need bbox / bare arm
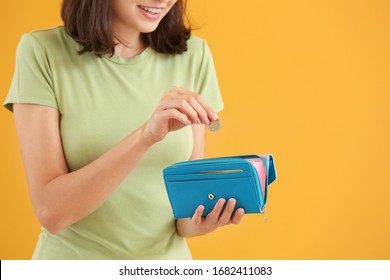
[189,124,206,161]
[14,87,218,234]
[14,104,154,234]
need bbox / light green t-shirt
[4,26,223,259]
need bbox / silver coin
[208,119,221,132]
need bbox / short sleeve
[3,33,58,112]
[196,40,224,113]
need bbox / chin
[137,23,161,34]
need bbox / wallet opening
[199,169,244,174]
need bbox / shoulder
[165,35,213,64]
[187,35,206,49]
[17,26,78,58]
[25,26,71,46]
[153,35,210,65]
[185,35,209,57]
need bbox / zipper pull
[261,206,267,223]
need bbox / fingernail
[238,209,245,216]
[209,111,218,121]
[218,199,225,206]
[229,198,236,205]
[204,117,211,125]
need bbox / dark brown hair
[61,0,191,57]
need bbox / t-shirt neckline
[103,47,154,65]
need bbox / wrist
[176,218,206,238]
[139,123,164,146]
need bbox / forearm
[35,124,153,234]
[175,125,206,238]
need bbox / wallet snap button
[208,194,215,200]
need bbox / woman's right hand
[142,86,219,144]
[12,86,218,234]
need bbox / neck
[114,39,146,60]
[112,23,146,60]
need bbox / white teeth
[140,6,163,14]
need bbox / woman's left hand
[176,198,245,237]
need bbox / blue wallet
[163,154,277,219]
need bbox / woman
[4,0,244,259]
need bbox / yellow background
[1,0,389,259]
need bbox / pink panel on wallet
[245,157,267,197]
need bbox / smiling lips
[139,5,163,14]
[138,5,164,20]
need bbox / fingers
[187,98,209,125]
[171,98,204,124]
[218,198,237,226]
[191,205,204,225]
[231,208,245,224]
[205,198,226,225]
[204,198,245,227]
[169,86,219,124]
[189,199,244,237]
[146,86,218,143]
[159,108,191,126]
